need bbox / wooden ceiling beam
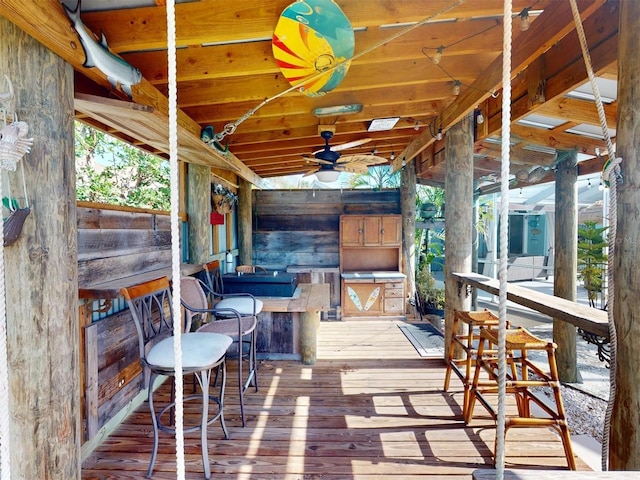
[172,54,490,108]
[123,18,505,85]
[0,0,263,185]
[81,0,541,53]
[183,87,451,125]
[395,0,607,168]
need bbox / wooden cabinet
[339,214,405,316]
[341,277,406,316]
[340,215,364,246]
[341,215,401,247]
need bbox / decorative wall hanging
[0,76,33,247]
[63,0,142,98]
[272,0,354,97]
[211,183,237,215]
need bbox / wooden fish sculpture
[63,0,142,98]
[0,121,33,171]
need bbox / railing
[451,272,610,364]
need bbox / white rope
[495,1,513,478]
[0,84,12,480]
[0,162,11,480]
[166,0,186,478]
[568,0,620,471]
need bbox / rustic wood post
[1,18,80,478]
[237,177,253,266]
[401,158,417,303]
[444,114,474,357]
[187,163,211,264]
[553,150,579,383]
[610,0,640,469]
[299,311,320,365]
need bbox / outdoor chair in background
[121,276,232,479]
[236,264,269,274]
[197,261,264,426]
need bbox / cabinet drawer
[385,282,404,289]
[384,288,404,298]
[384,297,405,313]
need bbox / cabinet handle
[381,229,385,234]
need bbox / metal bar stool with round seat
[121,276,233,479]
[198,261,264,426]
[443,309,501,418]
[465,326,576,470]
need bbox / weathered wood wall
[78,202,171,287]
[78,202,172,441]
[252,189,401,268]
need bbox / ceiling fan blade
[338,154,388,165]
[303,167,321,177]
[330,137,372,152]
[303,156,334,165]
[336,163,369,173]
[312,137,372,154]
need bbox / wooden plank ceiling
[0,0,619,188]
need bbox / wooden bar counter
[256,283,330,365]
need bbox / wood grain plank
[82,319,593,478]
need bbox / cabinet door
[381,216,402,246]
[363,216,382,246]
[342,281,382,314]
[341,216,363,246]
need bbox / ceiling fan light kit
[315,169,341,183]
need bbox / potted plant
[415,262,445,317]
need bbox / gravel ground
[524,323,611,444]
[559,384,608,443]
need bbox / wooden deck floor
[81,319,591,479]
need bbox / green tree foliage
[577,220,608,308]
[75,122,170,210]
[347,165,401,189]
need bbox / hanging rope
[213,0,468,143]
[166,0,186,478]
[495,1,513,478]
[568,0,621,471]
[0,154,11,480]
[0,77,14,480]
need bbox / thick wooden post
[401,159,417,301]
[237,177,253,266]
[553,151,578,383]
[1,18,80,478]
[610,0,640,469]
[187,163,211,264]
[299,311,320,365]
[444,114,474,356]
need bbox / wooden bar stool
[466,326,576,470]
[443,309,500,417]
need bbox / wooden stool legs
[443,309,500,417]
[466,327,576,470]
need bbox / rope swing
[494,1,514,478]
[165,0,187,478]
[567,0,621,471]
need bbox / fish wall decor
[63,1,142,98]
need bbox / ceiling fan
[304,131,388,182]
